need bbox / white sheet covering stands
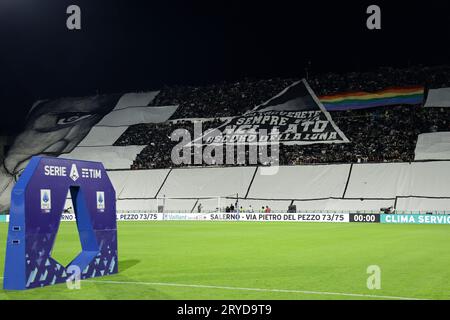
[109,169,170,199]
[424,88,450,108]
[61,146,146,170]
[105,170,130,197]
[117,199,198,212]
[248,164,351,200]
[77,126,129,147]
[158,167,256,198]
[116,199,158,212]
[396,197,450,213]
[414,132,450,161]
[344,163,411,199]
[293,199,394,212]
[113,92,160,111]
[194,198,291,212]
[346,162,450,198]
[107,161,450,213]
[408,161,450,197]
[162,199,198,212]
[96,106,179,127]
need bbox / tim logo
[40,189,52,212]
[96,191,105,211]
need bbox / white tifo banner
[414,132,450,161]
[424,88,450,108]
[59,212,349,223]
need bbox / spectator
[112,65,450,170]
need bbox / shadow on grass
[119,259,141,272]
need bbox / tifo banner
[320,86,424,111]
[414,132,450,161]
[381,214,450,224]
[424,87,450,108]
[0,92,177,213]
[4,95,122,178]
[197,80,348,145]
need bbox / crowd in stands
[281,105,450,164]
[113,66,450,169]
[309,65,450,96]
[150,78,294,119]
[116,119,226,169]
[151,65,450,119]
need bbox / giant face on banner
[3,156,118,290]
[0,95,121,214]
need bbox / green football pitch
[0,221,450,300]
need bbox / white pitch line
[86,279,425,300]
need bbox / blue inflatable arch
[3,156,118,290]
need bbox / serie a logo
[40,189,52,212]
[97,191,105,211]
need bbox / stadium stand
[111,65,450,170]
[408,161,450,197]
[116,199,158,212]
[292,199,395,213]
[107,161,450,214]
[42,65,450,216]
[2,65,450,214]
[60,92,179,169]
[157,167,256,199]
[78,127,131,147]
[113,104,450,168]
[150,66,450,119]
[115,92,161,110]
[415,132,450,160]
[108,169,171,199]
[150,78,295,120]
[396,197,450,214]
[97,105,178,127]
[63,146,146,170]
[344,163,410,199]
[247,164,351,200]
[116,199,199,213]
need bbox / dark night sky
[1,0,450,134]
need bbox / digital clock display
[349,213,381,223]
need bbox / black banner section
[349,213,381,223]
[197,80,349,146]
